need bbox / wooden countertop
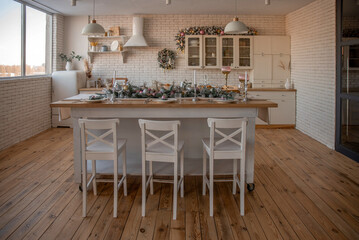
[51,98,277,109]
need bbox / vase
[285,78,291,89]
[65,61,72,71]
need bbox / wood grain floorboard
[0,128,358,240]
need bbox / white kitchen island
[51,98,277,190]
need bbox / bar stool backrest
[139,119,180,154]
[207,118,247,153]
[79,119,119,153]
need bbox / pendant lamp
[224,0,248,34]
[82,0,105,35]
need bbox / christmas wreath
[158,48,176,70]
[175,26,258,52]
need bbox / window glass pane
[0,0,21,77]
[341,45,359,94]
[342,0,359,41]
[341,98,359,153]
[26,6,48,76]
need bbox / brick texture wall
[0,77,52,151]
[52,14,64,72]
[286,0,336,149]
[88,15,286,86]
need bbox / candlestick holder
[192,84,198,102]
[243,83,248,102]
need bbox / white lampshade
[224,17,248,34]
[82,19,105,35]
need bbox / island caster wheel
[247,183,255,192]
[79,185,83,192]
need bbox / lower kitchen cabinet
[247,90,296,126]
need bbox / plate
[152,99,177,103]
[212,99,237,104]
[111,40,119,51]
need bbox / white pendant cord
[92,0,95,20]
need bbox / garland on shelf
[175,26,258,52]
[158,48,176,70]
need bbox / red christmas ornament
[180,32,185,36]
[200,30,205,35]
[220,30,225,35]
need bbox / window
[0,0,52,78]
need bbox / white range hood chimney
[124,17,148,47]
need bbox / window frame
[0,0,53,79]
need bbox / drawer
[254,79,272,84]
[252,83,272,89]
[248,91,295,100]
[271,83,285,88]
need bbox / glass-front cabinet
[203,36,220,68]
[185,35,253,69]
[185,36,203,68]
[221,36,253,69]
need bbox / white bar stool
[202,118,247,216]
[79,119,127,218]
[139,119,184,220]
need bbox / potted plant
[59,51,82,71]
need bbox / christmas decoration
[157,48,176,70]
[175,26,257,52]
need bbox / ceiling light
[166,0,171,5]
[81,0,105,36]
[224,0,248,34]
[265,0,270,5]
[71,0,76,6]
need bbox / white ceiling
[27,0,316,16]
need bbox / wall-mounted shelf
[87,50,128,64]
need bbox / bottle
[285,78,291,89]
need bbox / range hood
[124,17,148,47]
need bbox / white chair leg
[142,159,146,217]
[233,159,237,195]
[149,161,154,195]
[202,147,207,196]
[240,158,245,216]
[82,159,87,217]
[209,156,214,217]
[92,160,97,195]
[180,148,184,198]
[113,156,118,218]
[173,159,178,220]
[122,147,127,196]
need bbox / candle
[245,71,248,86]
[193,70,196,85]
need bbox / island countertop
[50,98,278,109]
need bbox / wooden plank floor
[0,128,358,240]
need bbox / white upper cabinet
[254,36,272,55]
[221,36,253,69]
[271,36,291,55]
[203,36,220,69]
[185,35,203,69]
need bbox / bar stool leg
[122,147,127,196]
[92,160,97,195]
[149,161,154,195]
[173,158,178,220]
[142,159,146,217]
[209,156,214,217]
[233,159,237,195]
[180,148,184,198]
[114,156,118,218]
[82,159,87,217]
[202,147,207,196]
[240,158,245,216]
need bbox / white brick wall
[0,77,52,151]
[52,14,65,72]
[87,14,286,86]
[286,0,336,149]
